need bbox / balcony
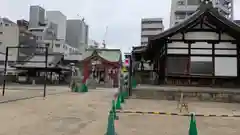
[141,30,162,36]
[141,23,164,29]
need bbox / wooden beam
[169,39,235,43]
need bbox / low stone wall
[132,89,240,103]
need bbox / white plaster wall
[221,33,234,40]
[191,57,212,62]
[168,42,188,48]
[215,57,237,76]
[215,50,236,55]
[167,49,188,54]
[185,32,218,40]
[191,42,212,48]
[170,33,183,39]
[191,49,212,54]
[215,43,236,49]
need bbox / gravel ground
[0,86,70,103]
[1,88,240,135]
[0,90,115,135]
[116,99,240,135]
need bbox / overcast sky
[1,0,240,53]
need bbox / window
[175,13,186,20]
[36,36,42,40]
[178,0,185,5]
[55,44,60,47]
[167,57,189,74]
[187,12,194,16]
[0,42,2,45]
[190,57,213,75]
[45,43,50,48]
[5,24,9,27]
[187,0,201,5]
[0,32,3,34]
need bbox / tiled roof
[14,54,63,68]
[83,48,121,62]
[149,1,240,42]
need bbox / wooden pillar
[58,72,61,84]
[188,42,191,85]
[164,42,168,84]
[50,72,53,84]
[82,61,89,83]
[212,43,215,86]
[237,43,240,85]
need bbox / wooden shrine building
[143,0,240,87]
[79,48,122,87]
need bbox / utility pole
[128,54,133,96]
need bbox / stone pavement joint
[116,110,240,117]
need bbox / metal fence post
[2,47,8,96]
[43,47,48,97]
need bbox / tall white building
[141,18,164,46]
[46,11,67,40]
[170,0,233,27]
[66,19,88,53]
[0,18,19,61]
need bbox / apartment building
[17,19,37,60]
[170,0,233,27]
[0,18,19,61]
[28,21,58,53]
[53,41,79,56]
[46,11,67,40]
[141,18,164,46]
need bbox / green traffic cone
[115,95,122,110]
[123,90,128,98]
[84,84,88,92]
[81,83,88,92]
[189,113,198,135]
[111,100,118,120]
[105,111,117,135]
[120,92,125,103]
[132,78,137,88]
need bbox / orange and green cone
[189,113,198,135]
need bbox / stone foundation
[132,87,240,103]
